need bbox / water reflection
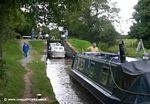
[46,59,87,104]
[46,59,100,104]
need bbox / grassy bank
[2,40,25,103]
[99,39,149,57]
[29,40,44,54]
[68,38,91,52]
[29,40,57,103]
[69,38,149,57]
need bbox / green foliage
[42,26,50,34]
[29,40,44,54]
[123,39,138,48]
[123,39,145,57]
[129,0,150,48]
[68,38,91,52]
[0,60,7,92]
[125,47,143,58]
[1,40,25,104]
[0,0,37,42]
[119,35,130,39]
[0,0,119,45]
[19,18,35,36]
[71,38,143,57]
[97,21,119,45]
[50,29,60,39]
[98,39,146,57]
[65,5,119,45]
[98,42,119,53]
[0,63,6,80]
[98,42,114,52]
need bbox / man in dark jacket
[23,42,30,57]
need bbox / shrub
[50,29,60,39]
[0,60,7,93]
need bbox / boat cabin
[70,52,150,104]
[47,39,65,58]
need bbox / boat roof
[121,60,150,75]
[78,52,150,75]
[47,39,61,43]
[50,43,61,46]
[79,52,126,64]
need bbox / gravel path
[20,39,35,104]
[20,39,52,104]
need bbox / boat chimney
[119,40,126,63]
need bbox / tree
[20,0,119,46]
[0,0,35,80]
[0,0,119,85]
[0,0,119,59]
[62,0,119,45]
[129,0,150,48]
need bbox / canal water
[46,59,101,104]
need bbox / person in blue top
[23,42,30,57]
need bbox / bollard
[37,94,42,99]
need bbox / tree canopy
[129,0,150,48]
[0,0,119,53]
[0,0,119,41]
[0,0,120,80]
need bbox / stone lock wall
[62,41,77,58]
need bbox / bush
[50,29,60,39]
[98,42,109,51]
[0,60,7,90]
[125,47,143,58]
[42,26,50,34]
[107,46,119,53]
[123,39,138,48]
[98,40,144,58]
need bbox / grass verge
[28,40,57,104]
[29,40,44,54]
[69,38,150,57]
[1,39,25,104]
[68,38,91,52]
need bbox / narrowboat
[69,42,150,104]
[47,39,65,58]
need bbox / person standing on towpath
[23,42,30,57]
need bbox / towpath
[20,39,35,104]
[20,39,52,104]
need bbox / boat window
[99,67,109,86]
[76,58,85,71]
[88,62,95,78]
[73,57,78,69]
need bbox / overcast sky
[112,0,139,35]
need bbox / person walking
[23,42,30,57]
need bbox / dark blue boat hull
[69,70,121,104]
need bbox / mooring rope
[108,58,150,96]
